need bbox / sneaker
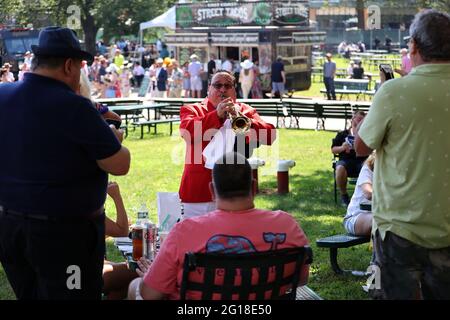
[341,194,350,207]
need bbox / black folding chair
[179,247,312,300]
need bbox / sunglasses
[212,83,234,90]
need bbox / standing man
[132,61,145,88]
[323,53,336,100]
[271,55,286,98]
[0,27,131,300]
[384,36,392,53]
[179,70,276,218]
[113,49,125,69]
[154,58,168,98]
[221,57,233,73]
[355,10,450,299]
[207,54,217,83]
[188,54,203,98]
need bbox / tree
[416,0,450,11]
[0,0,176,55]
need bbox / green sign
[176,1,309,29]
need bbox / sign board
[210,32,259,45]
[176,1,309,29]
[367,5,381,30]
[292,32,327,45]
[164,33,209,45]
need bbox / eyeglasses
[212,83,233,90]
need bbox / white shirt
[7,72,14,82]
[188,61,202,77]
[133,65,145,76]
[344,164,372,219]
[222,60,233,72]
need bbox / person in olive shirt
[355,10,450,299]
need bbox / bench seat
[132,118,180,139]
[316,234,370,276]
[296,286,323,300]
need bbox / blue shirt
[323,61,336,78]
[0,73,121,216]
[271,61,285,82]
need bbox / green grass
[0,124,372,300]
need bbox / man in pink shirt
[129,152,310,300]
[395,48,412,76]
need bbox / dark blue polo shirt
[0,73,122,216]
[271,61,284,83]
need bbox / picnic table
[95,97,144,106]
[109,103,170,125]
[367,57,401,70]
[366,49,388,54]
[321,78,371,101]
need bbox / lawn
[0,123,372,300]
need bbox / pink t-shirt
[402,55,412,74]
[143,208,309,300]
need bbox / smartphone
[379,64,395,81]
[105,118,122,130]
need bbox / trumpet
[221,94,251,134]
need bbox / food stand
[164,0,326,92]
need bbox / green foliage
[0,0,176,52]
[0,126,370,300]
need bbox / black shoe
[341,194,350,207]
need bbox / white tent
[139,6,176,48]
[139,6,176,31]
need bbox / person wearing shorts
[188,54,203,98]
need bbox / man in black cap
[0,27,131,300]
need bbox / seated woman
[351,61,365,79]
[343,152,375,236]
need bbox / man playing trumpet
[179,70,276,218]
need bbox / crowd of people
[1,8,450,301]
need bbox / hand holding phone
[379,64,394,81]
[105,118,122,130]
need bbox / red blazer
[179,98,276,203]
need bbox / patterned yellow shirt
[359,63,450,249]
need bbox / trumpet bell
[231,115,251,134]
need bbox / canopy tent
[139,6,176,47]
[139,6,176,31]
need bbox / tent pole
[139,29,143,62]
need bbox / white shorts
[343,214,360,235]
[182,202,216,219]
[135,281,143,300]
[190,76,202,91]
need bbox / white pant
[241,83,252,99]
[182,202,216,219]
